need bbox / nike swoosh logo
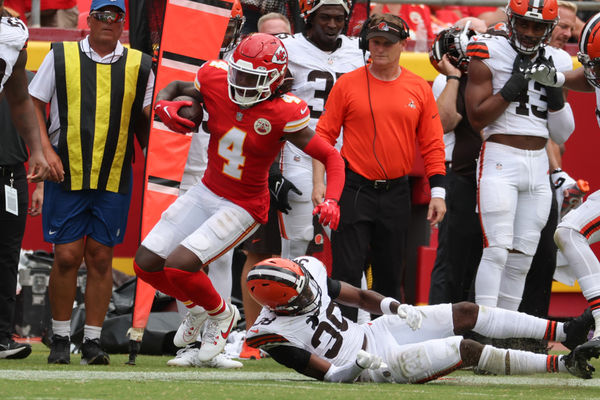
[220,314,237,340]
[301,106,308,114]
[252,239,261,244]
[274,181,281,194]
[49,230,57,235]
[250,329,259,333]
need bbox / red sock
[134,264,188,301]
[163,267,223,311]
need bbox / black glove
[269,171,302,214]
[500,53,531,102]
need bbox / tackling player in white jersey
[528,11,600,348]
[273,0,365,259]
[465,0,575,311]
[245,256,598,382]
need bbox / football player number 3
[218,127,246,179]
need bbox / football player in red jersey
[134,33,345,362]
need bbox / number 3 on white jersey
[218,127,246,179]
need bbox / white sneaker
[200,353,243,369]
[166,345,200,367]
[196,304,240,362]
[173,311,208,348]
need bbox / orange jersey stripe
[477,143,489,248]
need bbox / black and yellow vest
[52,41,151,193]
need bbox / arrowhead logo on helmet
[272,46,288,64]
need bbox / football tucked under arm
[172,95,204,130]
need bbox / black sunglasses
[90,10,125,24]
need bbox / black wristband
[545,86,565,111]
[446,75,460,81]
[500,73,528,102]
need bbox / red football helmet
[506,0,558,54]
[221,0,245,54]
[430,21,478,74]
[228,33,288,106]
[578,12,600,88]
[299,0,351,23]
[246,258,321,315]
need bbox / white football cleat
[173,311,208,348]
[196,304,240,362]
[167,346,200,367]
[201,353,243,369]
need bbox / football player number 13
[218,127,246,180]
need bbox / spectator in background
[370,3,435,43]
[552,0,578,48]
[29,0,154,365]
[237,11,293,361]
[315,13,446,322]
[0,2,50,360]
[257,11,291,34]
[27,0,80,28]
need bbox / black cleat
[80,338,110,365]
[47,335,70,364]
[562,308,594,351]
[0,339,32,360]
[562,337,600,379]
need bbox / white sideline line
[0,370,307,382]
[2,370,600,387]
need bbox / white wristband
[431,186,446,199]
[380,297,396,315]
[556,71,565,87]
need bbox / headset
[358,13,410,181]
[358,14,410,53]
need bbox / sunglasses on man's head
[90,10,125,23]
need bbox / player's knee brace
[480,246,509,269]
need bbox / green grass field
[2,343,600,400]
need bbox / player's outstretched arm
[288,127,344,230]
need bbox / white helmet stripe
[247,268,299,287]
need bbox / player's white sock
[473,305,566,341]
[52,319,71,338]
[83,325,102,341]
[555,227,600,337]
[497,252,533,311]
[578,275,600,338]
[477,345,565,375]
[475,247,508,307]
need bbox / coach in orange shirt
[313,13,446,321]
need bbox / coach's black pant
[429,169,482,304]
[331,169,410,321]
[0,164,28,341]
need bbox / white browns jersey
[0,16,28,94]
[246,256,367,367]
[469,35,572,140]
[278,34,365,169]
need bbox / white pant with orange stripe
[474,141,552,309]
[555,190,600,335]
[142,181,259,264]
